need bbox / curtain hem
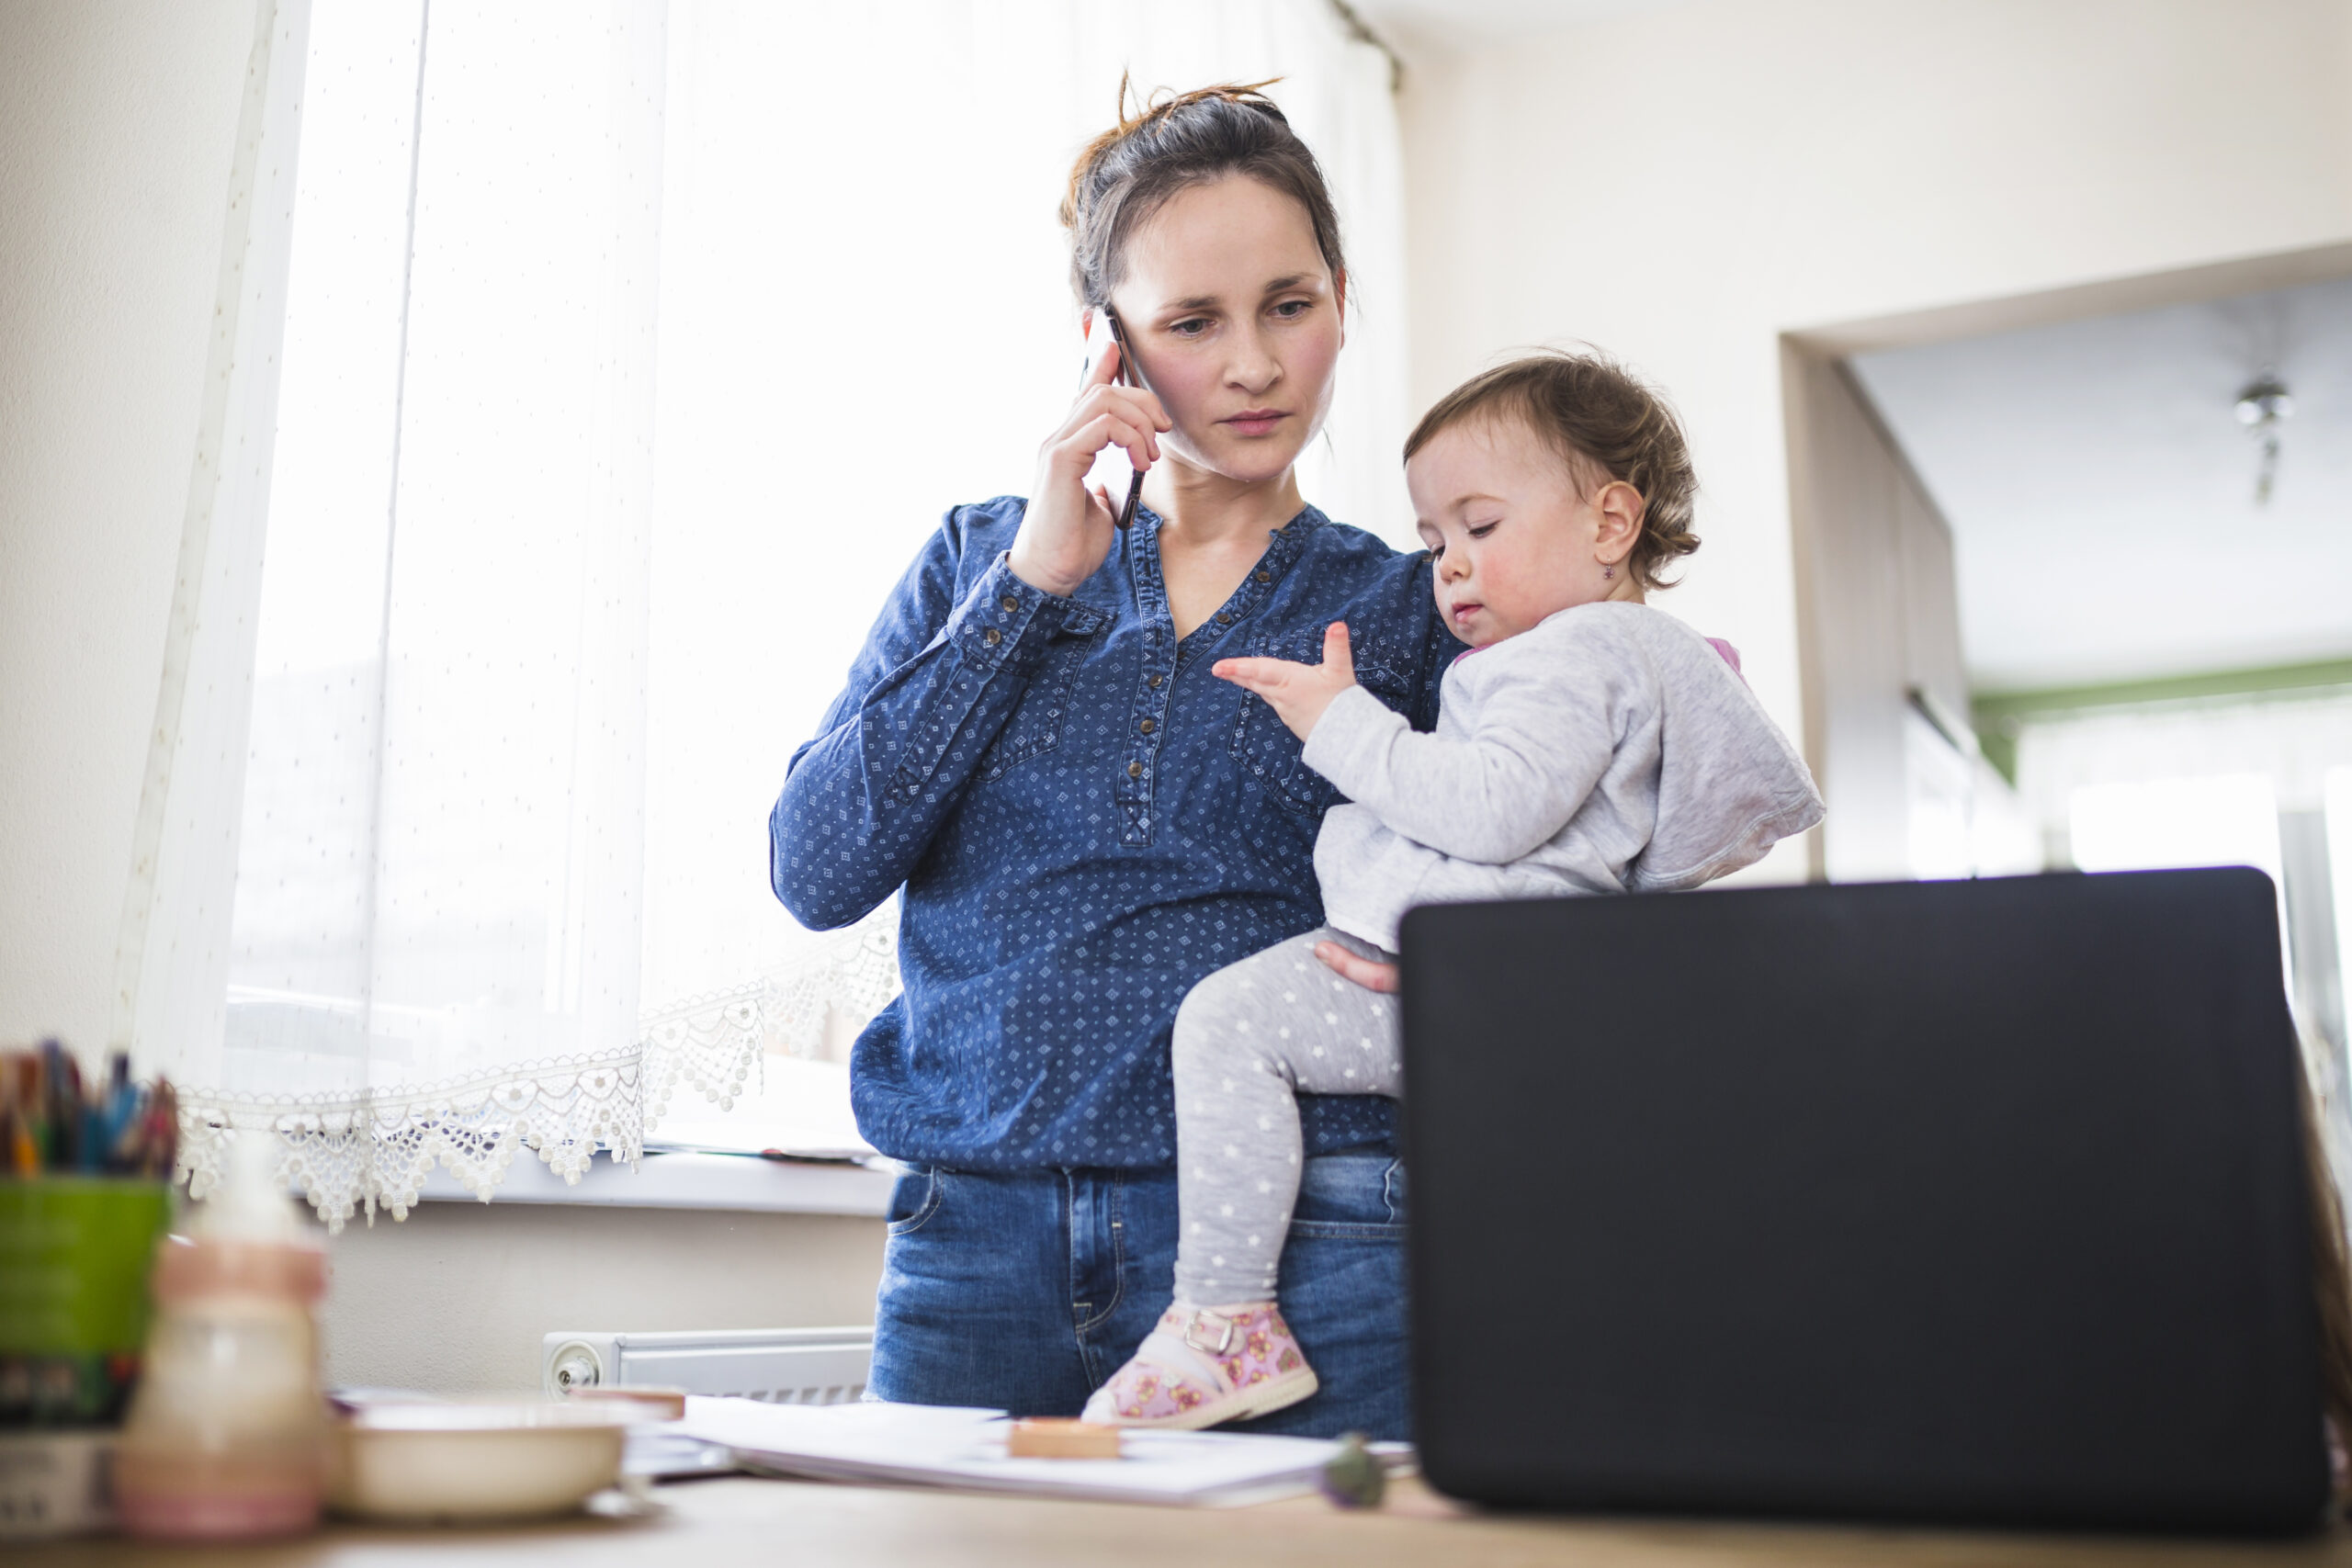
[176,908,898,1232]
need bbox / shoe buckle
[1182,1311,1234,1356]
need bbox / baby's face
[1407,415,1633,649]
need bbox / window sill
[413,1150,894,1217]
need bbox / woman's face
[1102,175,1344,491]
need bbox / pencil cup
[0,1177,175,1428]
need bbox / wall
[1396,0,2352,875]
[0,0,258,1049]
[320,1202,885,1393]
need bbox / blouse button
[1127,761,1143,778]
[1254,570,1272,583]
[984,628,1001,646]
[1216,612,1232,625]
[1000,595,1018,613]
[1148,674,1162,688]
[1138,718,1156,734]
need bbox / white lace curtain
[121,0,1410,1229]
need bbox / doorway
[1782,240,2352,1116]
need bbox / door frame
[1777,239,2352,881]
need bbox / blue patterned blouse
[770,496,1461,1170]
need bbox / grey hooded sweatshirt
[1301,601,1825,952]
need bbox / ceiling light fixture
[2233,372,2293,505]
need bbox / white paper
[642,1057,879,1160]
[676,1396,1348,1508]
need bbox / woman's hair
[1060,78,1347,310]
[1405,350,1702,592]
[2296,1041,2352,1475]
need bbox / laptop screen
[1399,869,2329,1533]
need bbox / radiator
[541,1326,873,1404]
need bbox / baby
[1083,351,1826,1429]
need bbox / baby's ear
[1594,479,1645,558]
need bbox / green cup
[0,1177,174,1427]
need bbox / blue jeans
[870,1154,1412,1441]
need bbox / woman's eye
[1169,318,1209,337]
[1272,299,1310,320]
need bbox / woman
[769,84,1456,1440]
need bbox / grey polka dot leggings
[1170,925,1403,1305]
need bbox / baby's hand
[1213,622,1355,742]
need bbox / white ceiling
[1351,0,1698,55]
[1848,276,2352,694]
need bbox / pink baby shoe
[1080,1303,1318,1429]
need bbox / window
[2067,772,2290,986]
[2014,691,2352,1066]
[123,0,1409,1227]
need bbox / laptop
[1397,869,2331,1534]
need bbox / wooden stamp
[1005,1418,1123,1460]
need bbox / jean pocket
[885,1164,944,1237]
[1285,1154,1408,1241]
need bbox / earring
[1602,565,1614,580]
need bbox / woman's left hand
[1213,621,1356,742]
[1315,940,1398,993]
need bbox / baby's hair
[1060,76,1347,310]
[1406,350,1701,592]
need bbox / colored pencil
[0,1043,176,1179]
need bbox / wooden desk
[20,1475,2352,1567]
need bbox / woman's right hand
[1008,336,1170,598]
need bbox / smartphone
[1081,309,1150,530]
